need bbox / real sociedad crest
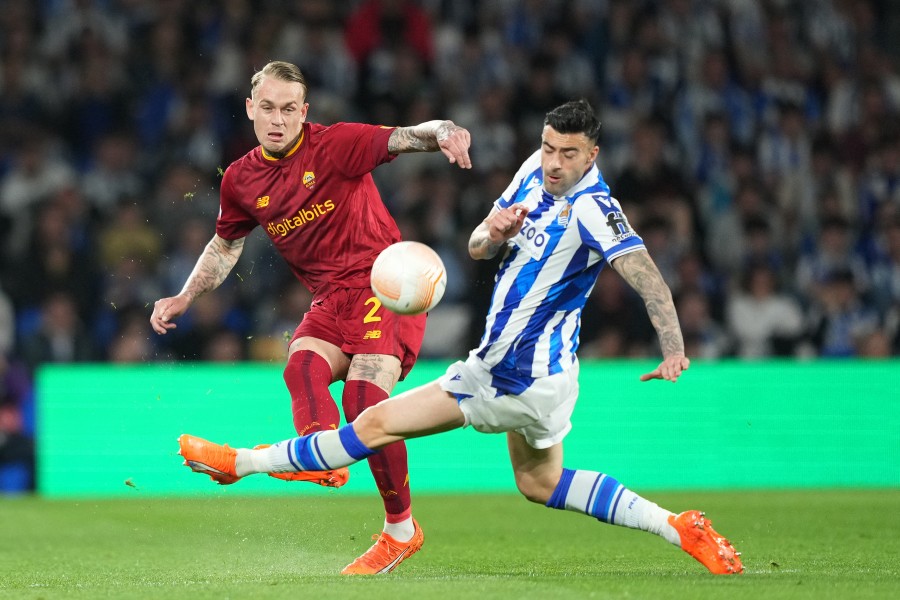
[557,203,570,226]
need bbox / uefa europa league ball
[371,241,447,315]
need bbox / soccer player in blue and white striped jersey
[180,99,743,575]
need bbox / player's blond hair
[250,61,308,100]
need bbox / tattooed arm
[150,234,244,334]
[388,120,472,168]
[610,249,691,382]
[178,234,244,300]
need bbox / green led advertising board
[36,360,899,497]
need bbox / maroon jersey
[217,122,401,295]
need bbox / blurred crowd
[1,0,900,491]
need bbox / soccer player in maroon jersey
[150,60,471,575]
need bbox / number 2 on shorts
[363,296,383,323]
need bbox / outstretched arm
[388,120,472,168]
[150,234,244,334]
[468,204,529,260]
[610,249,690,382]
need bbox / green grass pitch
[1,489,897,599]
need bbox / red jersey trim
[261,128,306,161]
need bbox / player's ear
[588,145,599,163]
[299,102,309,121]
[245,97,254,121]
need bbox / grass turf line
[1,489,898,599]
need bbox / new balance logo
[255,196,270,209]
[363,330,382,340]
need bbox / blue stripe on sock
[585,473,602,515]
[311,434,332,470]
[590,474,622,523]
[287,439,301,471]
[296,434,325,470]
[338,424,376,461]
[603,483,625,522]
[545,468,576,509]
[608,485,626,523]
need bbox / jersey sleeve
[575,193,645,262]
[320,122,398,178]
[215,165,258,240]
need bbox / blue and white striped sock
[546,468,680,545]
[236,425,376,476]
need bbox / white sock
[383,516,415,542]
[546,469,681,546]
[234,442,308,477]
[234,447,269,477]
[233,426,377,477]
[613,491,681,546]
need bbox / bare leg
[506,431,563,504]
[352,382,467,449]
[345,353,400,393]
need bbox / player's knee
[283,350,328,399]
[514,472,555,505]
[352,403,388,439]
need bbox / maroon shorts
[291,287,427,380]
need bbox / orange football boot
[253,444,349,488]
[341,519,425,575]
[669,510,744,574]
[177,434,240,485]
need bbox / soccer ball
[371,241,447,315]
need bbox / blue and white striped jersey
[472,149,645,394]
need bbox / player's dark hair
[544,99,601,143]
[251,61,308,100]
